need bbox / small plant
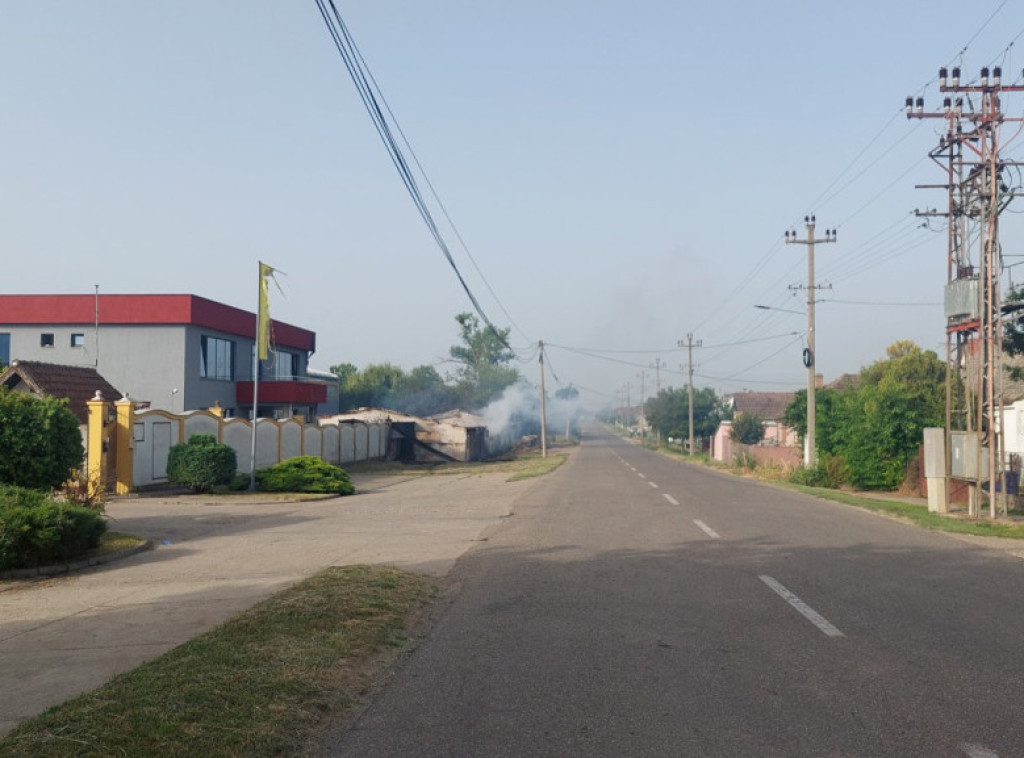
[0,486,108,570]
[61,469,106,510]
[733,449,758,470]
[788,454,848,489]
[166,434,237,494]
[255,457,355,495]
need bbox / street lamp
[754,304,805,316]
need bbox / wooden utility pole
[785,218,836,468]
[651,358,664,446]
[637,369,648,440]
[677,334,702,455]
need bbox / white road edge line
[694,520,721,539]
[962,744,999,758]
[759,575,845,638]
[663,494,679,506]
[648,481,658,488]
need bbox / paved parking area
[0,471,536,736]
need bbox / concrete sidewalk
[0,471,538,736]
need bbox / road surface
[321,426,1024,757]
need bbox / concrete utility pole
[651,358,664,445]
[785,217,836,468]
[538,340,547,459]
[677,334,702,455]
[907,66,1024,517]
[637,369,648,439]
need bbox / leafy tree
[784,341,944,489]
[555,385,580,401]
[644,386,723,444]
[0,389,83,490]
[731,413,766,445]
[393,365,455,416]
[448,313,519,409]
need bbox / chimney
[815,373,824,389]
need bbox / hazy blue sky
[3,2,1024,407]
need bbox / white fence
[131,409,388,489]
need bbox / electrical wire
[314,0,520,354]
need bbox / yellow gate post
[114,397,135,495]
[86,392,109,500]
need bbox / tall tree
[644,386,723,444]
[448,313,519,409]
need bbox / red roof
[0,294,315,352]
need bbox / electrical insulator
[952,67,961,87]
[916,97,924,114]
[810,214,816,223]
[939,67,948,88]
[994,66,1002,87]
[905,96,914,115]
[943,97,951,113]
[955,97,963,116]
[982,67,989,87]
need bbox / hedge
[0,486,107,571]
[255,457,355,495]
[167,434,237,493]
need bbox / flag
[258,262,274,361]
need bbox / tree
[644,386,723,443]
[731,413,765,445]
[0,390,83,490]
[784,341,944,489]
[448,313,519,409]
[555,384,580,401]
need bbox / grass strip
[0,565,437,758]
[780,483,1024,539]
[346,450,569,482]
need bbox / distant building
[0,294,326,419]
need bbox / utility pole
[907,66,1024,517]
[538,340,547,459]
[651,358,664,446]
[637,369,648,440]
[677,334,702,456]
[785,217,836,468]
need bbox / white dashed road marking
[693,520,721,539]
[663,494,679,506]
[648,481,658,488]
[759,575,845,638]
[962,745,999,758]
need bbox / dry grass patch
[0,565,437,758]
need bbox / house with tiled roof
[711,390,800,465]
[0,359,121,425]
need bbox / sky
[3,2,1024,409]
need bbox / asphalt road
[320,426,1024,757]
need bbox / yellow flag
[258,262,274,361]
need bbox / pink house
[712,391,801,465]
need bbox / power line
[314,0,519,354]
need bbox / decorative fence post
[86,392,109,500]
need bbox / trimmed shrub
[255,457,355,495]
[0,389,84,490]
[166,434,237,493]
[788,454,848,489]
[0,487,107,570]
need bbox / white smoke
[480,382,537,438]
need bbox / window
[71,333,85,348]
[40,333,54,347]
[268,350,299,380]
[199,336,235,380]
[0,333,8,366]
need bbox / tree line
[639,340,946,490]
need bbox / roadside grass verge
[0,565,437,758]
[780,483,1024,539]
[345,450,569,482]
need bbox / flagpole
[249,261,262,491]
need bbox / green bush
[255,457,354,495]
[0,487,107,570]
[0,389,84,490]
[166,434,237,493]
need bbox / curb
[0,540,154,582]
